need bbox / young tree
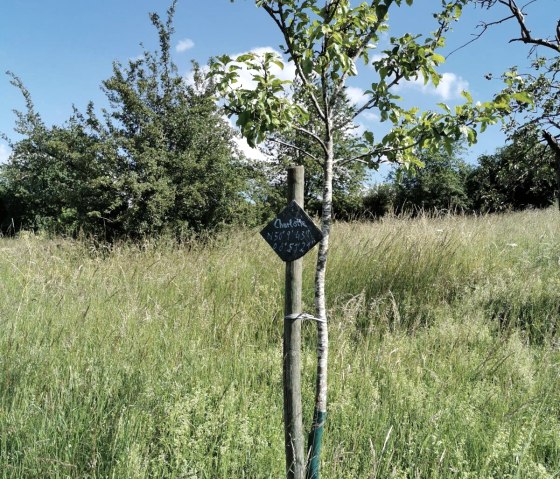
[212,1,515,477]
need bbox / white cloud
[233,137,269,162]
[0,143,11,164]
[398,72,469,101]
[176,38,195,53]
[369,53,388,64]
[432,73,469,101]
[346,86,366,106]
[362,111,379,123]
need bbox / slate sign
[261,200,323,262]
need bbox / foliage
[361,183,396,218]
[214,1,515,169]
[360,133,555,218]
[467,128,556,212]
[0,81,115,235]
[391,143,471,214]
[1,3,251,239]
[499,56,560,166]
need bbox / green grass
[1,209,559,478]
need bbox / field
[1,208,560,478]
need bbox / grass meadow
[1,208,560,478]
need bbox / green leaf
[461,90,473,104]
[235,53,254,62]
[431,53,445,65]
[512,91,533,104]
[437,103,451,113]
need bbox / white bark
[313,136,333,413]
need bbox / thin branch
[334,140,421,166]
[268,137,324,166]
[447,14,516,58]
[547,118,560,131]
[351,73,404,120]
[294,126,328,155]
[334,136,425,166]
[334,156,370,167]
[260,3,327,123]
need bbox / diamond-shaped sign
[260,200,323,262]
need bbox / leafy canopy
[213,0,520,171]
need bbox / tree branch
[294,126,328,155]
[331,0,395,108]
[449,14,517,57]
[268,137,324,166]
[543,129,560,157]
[503,0,560,51]
[260,3,327,123]
[461,0,560,55]
[334,136,425,166]
[351,73,404,120]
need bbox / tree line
[360,128,556,219]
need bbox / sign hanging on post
[260,200,323,262]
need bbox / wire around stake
[284,313,326,324]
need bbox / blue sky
[0,0,554,175]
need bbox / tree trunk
[306,137,333,479]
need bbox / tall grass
[1,209,559,478]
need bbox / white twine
[284,313,326,323]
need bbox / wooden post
[284,166,305,479]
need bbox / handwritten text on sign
[261,201,323,262]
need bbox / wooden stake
[284,166,305,479]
